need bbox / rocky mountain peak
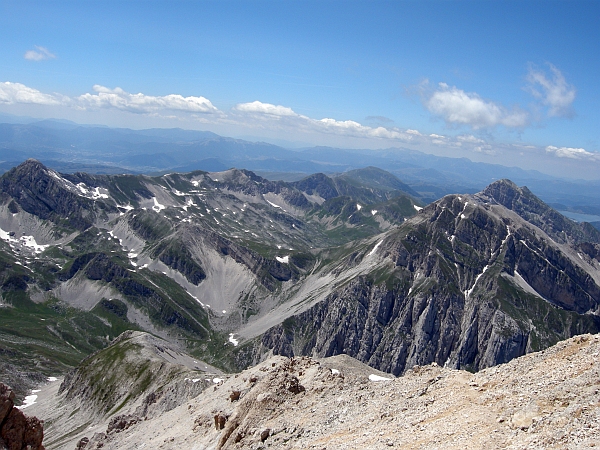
[480,178,531,207]
[2,159,55,187]
[0,159,101,231]
[15,158,47,172]
[479,178,600,245]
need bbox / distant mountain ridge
[1,120,600,212]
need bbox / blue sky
[1,0,599,179]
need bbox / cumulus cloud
[545,145,599,160]
[473,145,496,156]
[232,100,414,141]
[233,101,297,117]
[0,81,62,105]
[527,64,576,117]
[76,85,220,114]
[425,83,529,129]
[5,79,595,173]
[24,46,56,61]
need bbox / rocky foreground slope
[28,331,600,449]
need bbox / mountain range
[1,157,599,412]
[1,119,600,217]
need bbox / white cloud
[545,145,599,160]
[527,64,576,117]
[24,46,56,61]
[232,100,414,141]
[456,134,484,144]
[3,79,597,177]
[425,83,529,129]
[233,101,297,117]
[76,85,220,114]
[0,81,62,105]
[320,118,400,139]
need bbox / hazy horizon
[1,1,599,179]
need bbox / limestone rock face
[257,181,600,374]
[0,383,45,450]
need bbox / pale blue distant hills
[1,117,600,216]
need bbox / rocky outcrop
[256,186,600,374]
[202,229,298,287]
[127,210,172,241]
[60,252,212,338]
[0,383,45,450]
[151,238,206,285]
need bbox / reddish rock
[214,413,228,430]
[23,416,44,449]
[1,407,27,450]
[0,383,45,450]
[0,384,15,424]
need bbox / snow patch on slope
[228,334,239,346]
[368,240,383,257]
[464,265,489,298]
[369,374,392,382]
[0,226,49,254]
[152,197,165,212]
